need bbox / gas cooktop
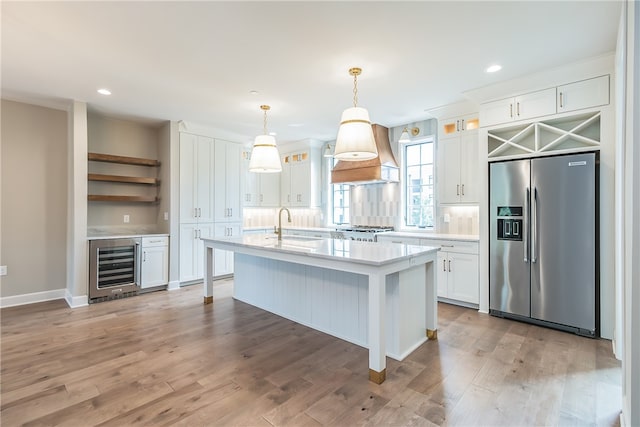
[339,225,394,233]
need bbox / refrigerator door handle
[532,187,538,263]
[524,187,529,262]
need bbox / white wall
[0,100,68,301]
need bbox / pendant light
[249,105,282,173]
[334,67,378,161]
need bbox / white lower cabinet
[425,239,479,306]
[378,235,479,307]
[140,236,169,288]
[213,223,241,276]
[179,223,213,283]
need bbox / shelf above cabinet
[88,152,161,167]
[88,174,159,185]
[88,195,159,203]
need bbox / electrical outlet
[0,266,7,276]
[164,212,169,221]
[443,214,451,223]
[123,214,130,223]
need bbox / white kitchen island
[201,234,439,384]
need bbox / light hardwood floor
[1,280,621,426]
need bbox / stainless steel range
[336,225,394,242]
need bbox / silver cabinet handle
[456,120,460,132]
[559,92,564,108]
[532,187,538,263]
[456,184,460,196]
[461,119,465,131]
[524,188,530,262]
[443,259,447,271]
[510,103,513,118]
[448,260,451,272]
[260,194,263,202]
[461,184,465,195]
[517,102,520,116]
[143,251,146,262]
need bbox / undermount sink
[265,235,322,242]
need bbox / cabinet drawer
[142,236,168,247]
[420,239,478,254]
[377,236,421,245]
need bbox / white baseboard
[168,280,181,291]
[65,290,88,308]
[0,289,66,308]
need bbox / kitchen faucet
[275,207,292,241]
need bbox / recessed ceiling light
[97,88,112,95]
[486,64,502,73]
[288,123,304,127]
[269,132,277,136]
[249,90,259,95]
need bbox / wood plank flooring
[1,280,621,426]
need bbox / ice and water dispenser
[496,206,523,241]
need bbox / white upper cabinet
[179,133,214,224]
[241,150,280,207]
[557,75,610,114]
[281,149,320,208]
[481,75,610,128]
[481,88,557,127]
[438,114,479,204]
[214,140,242,222]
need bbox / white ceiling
[1,1,622,144]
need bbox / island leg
[425,258,438,339]
[368,273,386,384]
[203,245,213,304]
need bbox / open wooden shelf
[88,152,161,167]
[88,195,159,203]
[88,173,159,185]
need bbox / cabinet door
[196,136,214,223]
[459,129,479,203]
[437,136,462,204]
[557,75,609,113]
[514,87,556,122]
[179,133,198,223]
[259,173,281,206]
[480,97,514,127]
[214,142,228,221]
[179,223,198,282]
[436,251,449,298]
[280,155,292,206]
[141,245,168,288]
[242,153,259,207]
[291,159,310,206]
[225,142,242,221]
[447,252,479,304]
[213,223,237,276]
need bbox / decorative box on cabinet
[438,113,479,204]
[241,150,280,207]
[140,236,169,288]
[214,140,242,222]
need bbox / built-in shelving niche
[487,112,601,160]
[88,152,161,203]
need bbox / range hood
[331,124,399,184]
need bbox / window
[404,139,435,228]
[332,157,350,224]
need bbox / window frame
[401,136,436,230]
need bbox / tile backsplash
[243,207,324,228]
[350,183,400,227]
[438,205,479,235]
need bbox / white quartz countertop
[203,234,439,267]
[87,233,169,240]
[378,231,479,242]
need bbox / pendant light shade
[249,105,282,173]
[398,127,411,143]
[333,68,378,161]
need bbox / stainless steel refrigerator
[489,152,598,337]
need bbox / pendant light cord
[263,108,268,135]
[353,73,358,108]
